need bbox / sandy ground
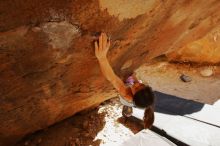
[136,61,220,104]
[16,98,143,146]
[16,62,220,146]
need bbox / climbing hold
[180,74,192,82]
[122,106,133,117]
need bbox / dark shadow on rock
[154,91,204,115]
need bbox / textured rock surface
[0,0,220,145]
[167,26,220,64]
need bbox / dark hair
[133,86,155,129]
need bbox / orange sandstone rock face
[99,0,158,21]
[167,26,220,64]
[0,0,220,145]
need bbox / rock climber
[94,33,155,129]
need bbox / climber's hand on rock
[95,33,110,60]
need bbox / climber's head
[131,83,155,129]
[131,84,154,108]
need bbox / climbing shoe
[122,106,133,117]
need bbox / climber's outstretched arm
[95,33,132,101]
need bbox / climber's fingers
[99,33,103,51]
[95,41,98,52]
[102,33,107,50]
[107,37,110,50]
[95,32,110,57]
